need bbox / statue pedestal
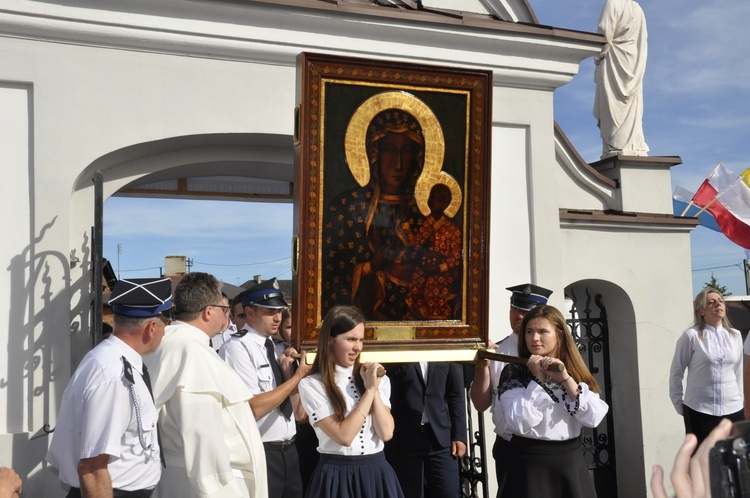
[591,155,682,214]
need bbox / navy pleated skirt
[500,435,597,498]
[305,452,405,498]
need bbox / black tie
[265,338,292,419]
[142,365,166,468]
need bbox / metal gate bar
[567,289,617,497]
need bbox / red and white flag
[692,162,750,249]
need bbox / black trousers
[67,488,153,498]
[296,421,320,495]
[683,404,744,445]
[264,441,304,498]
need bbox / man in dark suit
[385,362,467,498]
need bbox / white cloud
[649,1,750,95]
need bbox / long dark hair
[518,305,600,393]
[311,305,366,421]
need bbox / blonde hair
[693,288,735,337]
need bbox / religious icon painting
[293,53,492,360]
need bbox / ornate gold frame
[293,53,492,359]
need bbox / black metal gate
[567,289,617,497]
[460,366,489,498]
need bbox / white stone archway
[67,133,295,365]
[565,279,644,498]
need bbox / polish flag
[692,162,750,249]
[673,185,720,232]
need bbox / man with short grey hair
[146,272,268,498]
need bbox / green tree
[704,273,731,296]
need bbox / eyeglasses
[200,304,231,315]
[158,308,174,325]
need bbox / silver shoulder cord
[122,356,156,457]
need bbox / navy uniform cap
[108,277,174,318]
[241,277,289,309]
[506,283,553,311]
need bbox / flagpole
[680,201,694,217]
[686,163,728,218]
[693,198,718,217]
[694,175,745,217]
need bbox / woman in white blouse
[669,288,744,444]
[498,305,608,498]
[298,305,404,498]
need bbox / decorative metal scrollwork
[567,288,617,496]
[459,369,489,498]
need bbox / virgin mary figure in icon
[322,107,426,321]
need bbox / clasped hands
[360,362,385,389]
[527,355,568,383]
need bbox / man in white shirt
[469,283,552,495]
[47,277,173,498]
[220,278,310,498]
[145,272,268,498]
[210,293,234,351]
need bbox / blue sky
[536,0,750,296]
[105,0,750,294]
[105,198,294,286]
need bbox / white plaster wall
[560,226,694,498]
[488,124,532,338]
[0,34,302,496]
[423,0,487,12]
[0,81,72,496]
[555,145,618,212]
[617,166,674,214]
[0,84,31,435]
[489,85,562,299]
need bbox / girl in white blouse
[669,288,744,444]
[298,305,404,498]
[497,305,608,498]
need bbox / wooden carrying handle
[477,350,565,372]
[291,353,384,376]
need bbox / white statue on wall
[593,0,649,159]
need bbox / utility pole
[744,259,750,295]
[186,257,193,272]
[117,243,122,279]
